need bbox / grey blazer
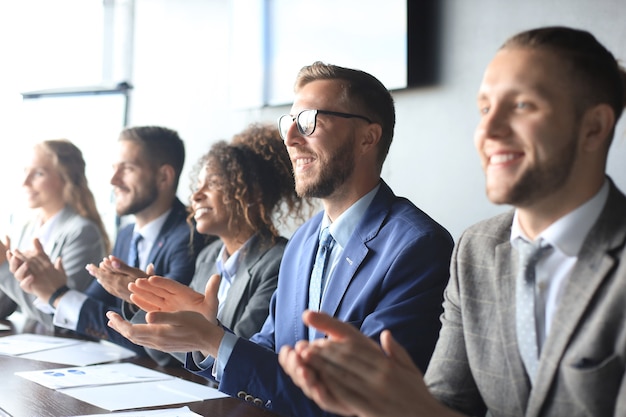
[190,234,286,338]
[135,233,286,365]
[425,179,626,417]
[0,206,105,327]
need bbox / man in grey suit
[278,26,626,417]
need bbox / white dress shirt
[51,209,171,330]
[510,180,609,350]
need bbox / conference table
[0,314,281,417]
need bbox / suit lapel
[189,243,220,293]
[146,198,185,265]
[527,183,626,417]
[314,183,390,339]
[219,237,264,326]
[219,267,250,325]
[494,225,532,414]
[296,231,318,340]
[527,245,618,416]
[46,206,74,258]
[315,238,367,339]
[148,234,166,265]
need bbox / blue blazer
[191,181,454,417]
[76,198,207,354]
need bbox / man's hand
[279,311,462,417]
[9,239,68,303]
[86,255,150,303]
[130,273,221,322]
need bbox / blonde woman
[0,139,109,328]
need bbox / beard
[116,180,159,216]
[295,136,356,199]
[490,136,578,207]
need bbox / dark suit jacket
[425,179,626,417]
[76,198,206,354]
[190,180,454,417]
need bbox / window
[0,0,130,236]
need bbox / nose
[192,187,206,203]
[22,173,32,187]
[478,105,511,140]
[284,121,305,147]
[110,166,122,186]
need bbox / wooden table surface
[0,316,281,417]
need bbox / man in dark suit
[15,126,205,354]
[278,27,626,417]
[108,62,454,416]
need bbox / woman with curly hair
[183,122,309,339]
[0,139,109,327]
[113,122,311,365]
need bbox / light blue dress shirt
[510,180,608,350]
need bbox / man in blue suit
[108,63,454,416]
[18,126,206,354]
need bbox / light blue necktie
[515,238,550,383]
[128,232,143,268]
[308,227,335,340]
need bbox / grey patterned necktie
[515,238,551,383]
[308,227,335,340]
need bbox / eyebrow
[477,81,555,102]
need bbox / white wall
[129,0,626,240]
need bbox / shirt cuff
[193,331,239,381]
[33,297,55,315]
[53,289,88,330]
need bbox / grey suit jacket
[425,180,626,417]
[190,234,286,338]
[0,206,105,327]
[135,233,286,365]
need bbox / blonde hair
[36,139,111,252]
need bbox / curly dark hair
[189,123,311,241]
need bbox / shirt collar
[133,208,172,246]
[511,179,609,256]
[216,234,256,284]
[322,183,380,248]
[36,206,66,247]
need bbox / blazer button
[237,391,247,399]
[253,398,263,406]
[244,395,254,402]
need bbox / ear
[580,103,615,153]
[157,164,176,190]
[359,123,383,156]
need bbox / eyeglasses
[278,109,373,140]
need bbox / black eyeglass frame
[278,109,373,140]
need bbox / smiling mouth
[489,153,521,165]
[293,156,317,173]
[113,187,130,195]
[194,207,210,220]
